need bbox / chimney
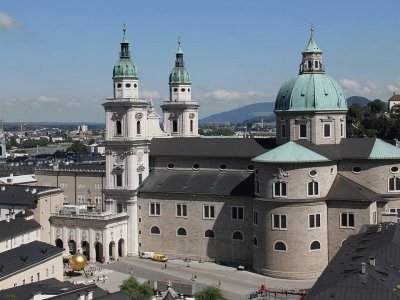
[31,188,37,194]
[1,186,5,191]
[361,262,366,275]
[85,291,93,300]
[369,256,376,267]
[25,187,30,192]
[78,294,85,300]
[5,214,10,222]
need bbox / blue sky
[1,0,400,122]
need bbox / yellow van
[152,253,168,262]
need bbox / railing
[50,211,128,220]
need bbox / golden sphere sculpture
[69,253,88,271]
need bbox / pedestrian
[164,263,167,269]
[218,280,221,287]
[130,267,133,275]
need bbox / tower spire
[175,37,184,67]
[299,27,324,74]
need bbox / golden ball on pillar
[69,253,88,271]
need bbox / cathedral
[46,28,400,280]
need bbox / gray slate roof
[0,185,59,206]
[149,137,276,158]
[0,241,63,279]
[139,170,254,196]
[327,175,380,202]
[306,223,400,300]
[0,215,41,241]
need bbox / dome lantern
[299,26,325,75]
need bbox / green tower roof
[113,28,138,79]
[368,138,400,159]
[252,141,330,163]
[169,39,191,84]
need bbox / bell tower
[102,27,150,258]
[161,39,199,137]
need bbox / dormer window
[307,61,312,69]
[299,124,307,138]
[172,120,178,133]
[116,121,122,135]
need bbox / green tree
[199,127,235,136]
[368,99,386,114]
[21,139,37,148]
[194,286,227,300]
[6,294,17,300]
[120,276,153,300]
[347,103,362,124]
[67,140,89,154]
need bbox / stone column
[62,226,68,253]
[75,227,81,253]
[89,229,96,263]
[126,196,138,256]
[103,228,110,263]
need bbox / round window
[126,83,131,88]
[181,88,186,92]
[309,170,318,177]
[247,165,255,171]
[219,164,227,170]
[134,83,137,88]
[167,163,175,169]
[192,163,200,170]
[391,166,399,174]
[173,88,178,92]
[188,88,191,92]
[117,83,122,88]
[352,166,362,174]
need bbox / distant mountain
[347,96,370,107]
[200,102,275,124]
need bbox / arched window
[150,226,160,235]
[177,228,187,236]
[273,181,287,197]
[253,236,258,246]
[190,120,193,132]
[0,146,2,156]
[310,241,321,251]
[137,121,141,135]
[308,181,319,196]
[274,241,287,252]
[172,120,178,133]
[204,229,215,238]
[116,121,122,135]
[389,176,400,191]
[232,231,244,241]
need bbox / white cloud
[339,78,378,95]
[387,84,399,93]
[140,90,161,99]
[202,89,268,101]
[0,12,22,29]
[66,101,81,108]
[37,96,58,103]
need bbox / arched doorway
[68,240,77,255]
[55,238,63,249]
[81,241,90,260]
[95,242,103,262]
[109,241,115,260]
[118,239,125,257]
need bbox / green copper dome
[275,74,347,112]
[275,29,347,112]
[169,40,191,84]
[113,29,138,79]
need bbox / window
[253,210,258,225]
[150,226,160,235]
[46,268,49,277]
[273,181,287,197]
[204,229,215,238]
[389,176,400,192]
[309,214,321,228]
[31,275,33,283]
[181,88,185,92]
[167,163,175,169]
[310,241,321,251]
[177,227,187,236]
[314,61,319,68]
[95,196,102,205]
[137,121,141,135]
[176,204,187,217]
[134,83,137,88]
[116,174,122,187]
[308,181,319,196]
[307,60,312,69]
[173,88,178,92]
[309,170,318,177]
[77,195,85,204]
[219,164,227,170]
[149,203,161,216]
[138,173,143,185]
[117,83,122,88]
[253,236,258,246]
[341,212,355,228]
[37,272,40,281]
[352,166,361,174]
[116,121,122,135]
[281,124,286,138]
[126,83,131,88]
[192,163,200,170]
[190,120,193,132]
[391,166,399,174]
[231,206,244,220]
[323,123,331,138]
[341,123,344,137]
[22,279,25,285]
[256,180,260,195]
[60,182,68,188]
[203,205,215,219]
[274,241,287,252]
[94,183,102,190]
[299,124,307,138]
[172,120,178,132]
[272,214,287,230]
[232,231,244,240]
[6,240,8,249]
[247,165,255,171]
